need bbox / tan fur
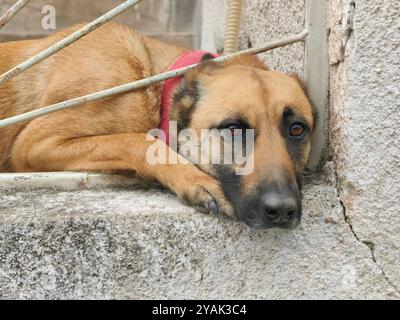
[173,57,314,196]
[0,23,314,217]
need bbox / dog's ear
[222,54,269,70]
[185,59,220,83]
[171,78,200,131]
[170,54,220,130]
[200,53,216,62]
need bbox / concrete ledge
[0,172,143,191]
[0,170,398,299]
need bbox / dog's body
[0,23,315,229]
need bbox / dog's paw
[170,169,235,218]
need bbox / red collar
[160,50,219,145]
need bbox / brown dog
[0,23,315,229]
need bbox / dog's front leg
[11,133,234,216]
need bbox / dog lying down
[0,23,315,229]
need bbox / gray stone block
[0,171,397,299]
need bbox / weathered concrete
[0,168,398,299]
[0,172,143,191]
[201,0,305,76]
[329,0,400,292]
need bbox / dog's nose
[262,193,298,224]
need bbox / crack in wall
[329,0,399,297]
[334,171,400,296]
[341,0,356,53]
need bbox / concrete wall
[201,0,305,76]
[329,0,400,291]
[0,0,201,48]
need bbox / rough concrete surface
[0,168,398,299]
[329,0,400,293]
[201,0,305,76]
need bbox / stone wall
[328,0,400,291]
[201,0,305,76]
[0,0,201,48]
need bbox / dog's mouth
[201,162,304,230]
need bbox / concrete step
[0,171,397,299]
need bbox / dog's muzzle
[237,183,302,230]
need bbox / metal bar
[0,31,308,129]
[305,0,329,170]
[0,0,144,86]
[0,0,31,30]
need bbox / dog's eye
[217,120,248,136]
[221,123,243,136]
[289,123,306,138]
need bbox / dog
[0,23,315,229]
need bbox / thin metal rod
[0,0,144,86]
[0,0,31,30]
[0,31,308,129]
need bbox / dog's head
[170,54,315,229]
